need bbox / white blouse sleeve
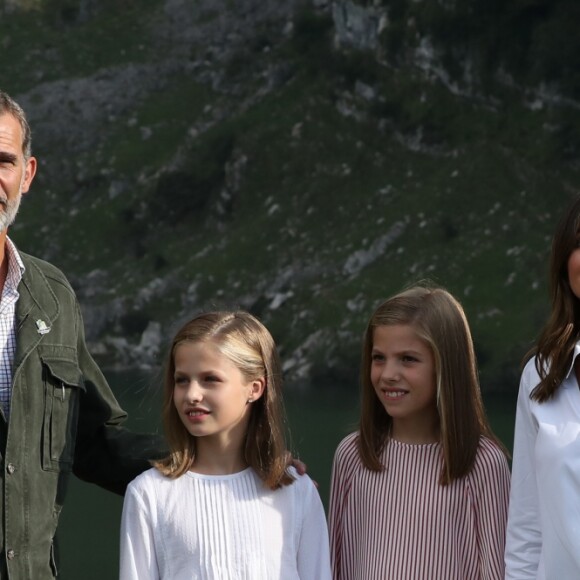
[504,365,542,579]
[296,475,332,580]
[119,482,160,580]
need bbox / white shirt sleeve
[120,481,160,580]
[505,364,542,579]
[296,475,332,580]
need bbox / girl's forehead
[175,338,207,352]
[372,324,429,349]
[373,322,417,337]
[174,340,226,364]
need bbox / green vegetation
[376,0,580,99]
[1,0,579,391]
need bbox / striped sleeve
[328,432,360,580]
[469,438,511,580]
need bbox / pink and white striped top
[328,433,510,580]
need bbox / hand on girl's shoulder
[288,454,307,476]
[287,465,319,491]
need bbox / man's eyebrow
[0,152,18,163]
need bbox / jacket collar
[13,254,60,372]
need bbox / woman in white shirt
[119,311,331,580]
[505,195,580,579]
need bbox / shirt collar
[564,342,580,380]
[4,237,25,291]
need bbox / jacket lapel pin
[35,319,51,335]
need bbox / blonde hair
[154,311,294,489]
[359,284,506,484]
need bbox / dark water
[56,372,517,579]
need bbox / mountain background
[3,1,580,577]
[3,0,580,394]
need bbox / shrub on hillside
[377,0,580,97]
[148,132,235,225]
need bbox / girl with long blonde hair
[120,311,331,580]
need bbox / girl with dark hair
[120,311,331,580]
[505,196,580,579]
[329,285,510,579]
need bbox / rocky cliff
[3,0,579,390]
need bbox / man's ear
[21,156,37,195]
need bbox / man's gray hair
[0,90,32,159]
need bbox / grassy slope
[2,2,579,392]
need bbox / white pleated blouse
[120,466,331,580]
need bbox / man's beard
[0,194,22,233]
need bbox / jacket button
[7,549,15,560]
[6,463,15,475]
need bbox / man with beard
[0,90,163,579]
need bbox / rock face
[7,0,310,373]
[332,0,386,51]
[3,0,39,12]
[4,0,579,390]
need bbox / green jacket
[0,252,163,579]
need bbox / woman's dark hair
[527,195,580,402]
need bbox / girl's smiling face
[370,324,439,444]
[173,341,263,448]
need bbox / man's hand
[286,453,318,487]
[291,456,307,476]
